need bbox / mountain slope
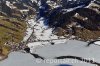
[37,0,100,41]
[0,0,35,60]
[0,0,100,61]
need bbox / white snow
[27,42,44,53]
[94,41,100,45]
[86,0,96,8]
[74,13,79,17]
[6,1,16,9]
[22,0,99,53]
[61,5,85,14]
[20,9,29,13]
[33,18,63,40]
[23,17,67,53]
[47,0,62,9]
[1,40,100,66]
[22,17,36,41]
[31,0,38,3]
[23,28,33,41]
[67,5,85,12]
[6,1,11,6]
[83,17,88,21]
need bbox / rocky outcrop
[44,2,100,41]
[0,0,36,19]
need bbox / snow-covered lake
[0,40,100,66]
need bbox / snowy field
[0,40,100,66]
[23,17,68,53]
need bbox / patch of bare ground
[74,28,100,41]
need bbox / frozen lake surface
[0,40,100,66]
